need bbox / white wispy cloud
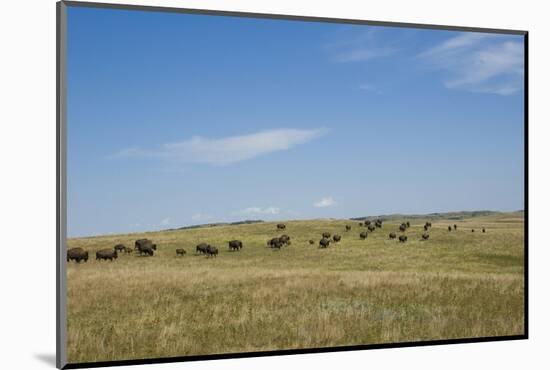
[314,197,337,208]
[238,207,280,215]
[160,217,171,226]
[327,29,398,63]
[114,128,328,165]
[419,32,524,95]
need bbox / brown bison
[422,233,430,240]
[309,239,315,245]
[268,237,283,249]
[454,224,457,230]
[345,225,351,231]
[399,224,407,232]
[322,232,331,239]
[406,221,410,228]
[389,232,396,239]
[96,249,118,261]
[360,232,368,240]
[67,247,88,263]
[365,220,372,226]
[135,239,157,255]
[228,240,243,251]
[196,243,209,254]
[114,244,126,253]
[359,222,363,227]
[398,235,408,243]
[333,235,341,242]
[472,229,475,233]
[277,223,286,230]
[368,225,376,232]
[448,226,452,232]
[176,248,186,256]
[424,225,429,231]
[319,237,331,248]
[280,234,291,245]
[482,228,486,233]
[206,245,218,257]
[375,220,383,228]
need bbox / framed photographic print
[57,1,528,368]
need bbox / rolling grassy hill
[66,211,525,363]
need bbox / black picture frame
[56,1,528,368]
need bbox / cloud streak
[314,197,337,208]
[419,32,524,95]
[326,29,399,63]
[115,128,328,165]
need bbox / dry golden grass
[66,213,524,363]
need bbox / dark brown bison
[196,243,209,254]
[268,237,283,249]
[135,239,156,256]
[319,238,331,248]
[426,222,432,228]
[206,245,218,257]
[365,220,372,226]
[114,244,126,253]
[406,221,410,228]
[228,240,243,251]
[424,225,429,231]
[322,232,331,239]
[280,234,291,245]
[359,222,363,227]
[454,224,457,230]
[135,239,157,255]
[333,235,341,242]
[399,224,407,232]
[448,226,452,232]
[360,232,368,240]
[345,225,351,231]
[368,225,376,232]
[422,233,430,240]
[67,247,88,263]
[398,235,408,243]
[375,220,383,228]
[472,229,475,233]
[309,239,315,245]
[176,248,186,256]
[277,223,286,230]
[482,228,486,233]
[96,249,118,261]
[389,232,396,239]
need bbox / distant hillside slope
[350,210,524,222]
[165,219,264,231]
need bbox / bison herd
[67,221,489,264]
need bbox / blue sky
[67,7,525,237]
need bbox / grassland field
[66,212,525,363]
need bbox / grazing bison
[424,225,429,231]
[482,228,486,233]
[319,238,331,248]
[422,233,430,240]
[228,240,243,251]
[125,248,133,254]
[454,224,457,230]
[426,222,432,228]
[96,249,118,261]
[135,239,156,256]
[345,225,351,231]
[389,232,396,239]
[268,237,283,249]
[309,239,315,245]
[280,234,291,245]
[359,222,363,227]
[206,245,218,257]
[399,224,407,232]
[176,248,186,256]
[360,232,368,240]
[368,225,376,232]
[406,221,410,228]
[472,229,475,233]
[277,223,286,230]
[365,220,372,226]
[67,247,88,263]
[448,226,452,232]
[322,232,331,239]
[398,235,408,243]
[375,220,383,228]
[114,244,126,253]
[135,239,157,254]
[196,243,209,254]
[333,235,341,242]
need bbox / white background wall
[0,0,547,369]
